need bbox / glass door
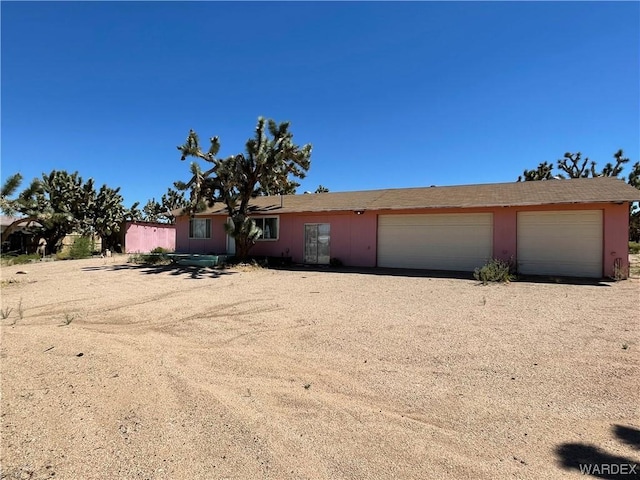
[304,224,330,264]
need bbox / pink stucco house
[174,178,639,278]
[123,221,176,253]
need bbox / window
[254,217,279,240]
[189,218,211,239]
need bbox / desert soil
[1,256,638,479]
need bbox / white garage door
[517,210,603,277]
[377,213,493,271]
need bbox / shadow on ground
[270,264,613,286]
[81,261,616,286]
[271,264,476,280]
[514,274,613,287]
[556,425,639,479]
[614,425,640,451]
[81,263,236,280]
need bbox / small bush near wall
[629,242,640,254]
[243,255,291,267]
[1,253,41,266]
[474,258,515,285]
[611,257,629,281]
[68,237,92,259]
[128,252,171,265]
[60,233,102,255]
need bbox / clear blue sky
[2,1,639,207]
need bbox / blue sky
[2,1,639,207]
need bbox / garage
[377,213,493,271]
[517,210,603,277]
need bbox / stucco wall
[602,203,632,277]
[125,222,176,253]
[174,202,632,276]
[175,216,227,254]
[249,211,377,266]
[488,203,629,278]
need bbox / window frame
[253,216,279,241]
[188,218,212,239]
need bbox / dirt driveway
[1,257,638,479]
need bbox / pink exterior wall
[125,222,176,253]
[174,215,227,254]
[174,202,632,276]
[602,203,632,278]
[249,211,378,266]
[486,203,630,278]
[492,208,517,263]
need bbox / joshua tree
[176,117,312,260]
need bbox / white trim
[252,215,280,241]
[226,218,236,254]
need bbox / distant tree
[90,185,130,251]
[15,170,90,251]
[159,188,188,223]
[519,150,631,182]
[127,202,143,222]
[315,185,330,193]
[554,150,629,179]
[142,199,163,223]
[555,152,597,178]
[630,211,640,243]
[1,178,44,242]
[517,162,555,182]
[518,150,639,241]
[627,161,640,190]
[140,188,187,224]
[9,170,134,253]
[598,149,629,178]
[176,117,312,260]
[0,173,23,216]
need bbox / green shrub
[68,237,92,259]
[629,242,640,254]
[474,258,515,285]
[150,246,171,254]
[128,252,171,265]
[127,253,141,263]
[2,253,41,265]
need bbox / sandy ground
[1,256,638,480]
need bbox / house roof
[177,177,640,216]
[0,215,43,229]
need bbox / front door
[304,224,330,264]
[226,218,236,255]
